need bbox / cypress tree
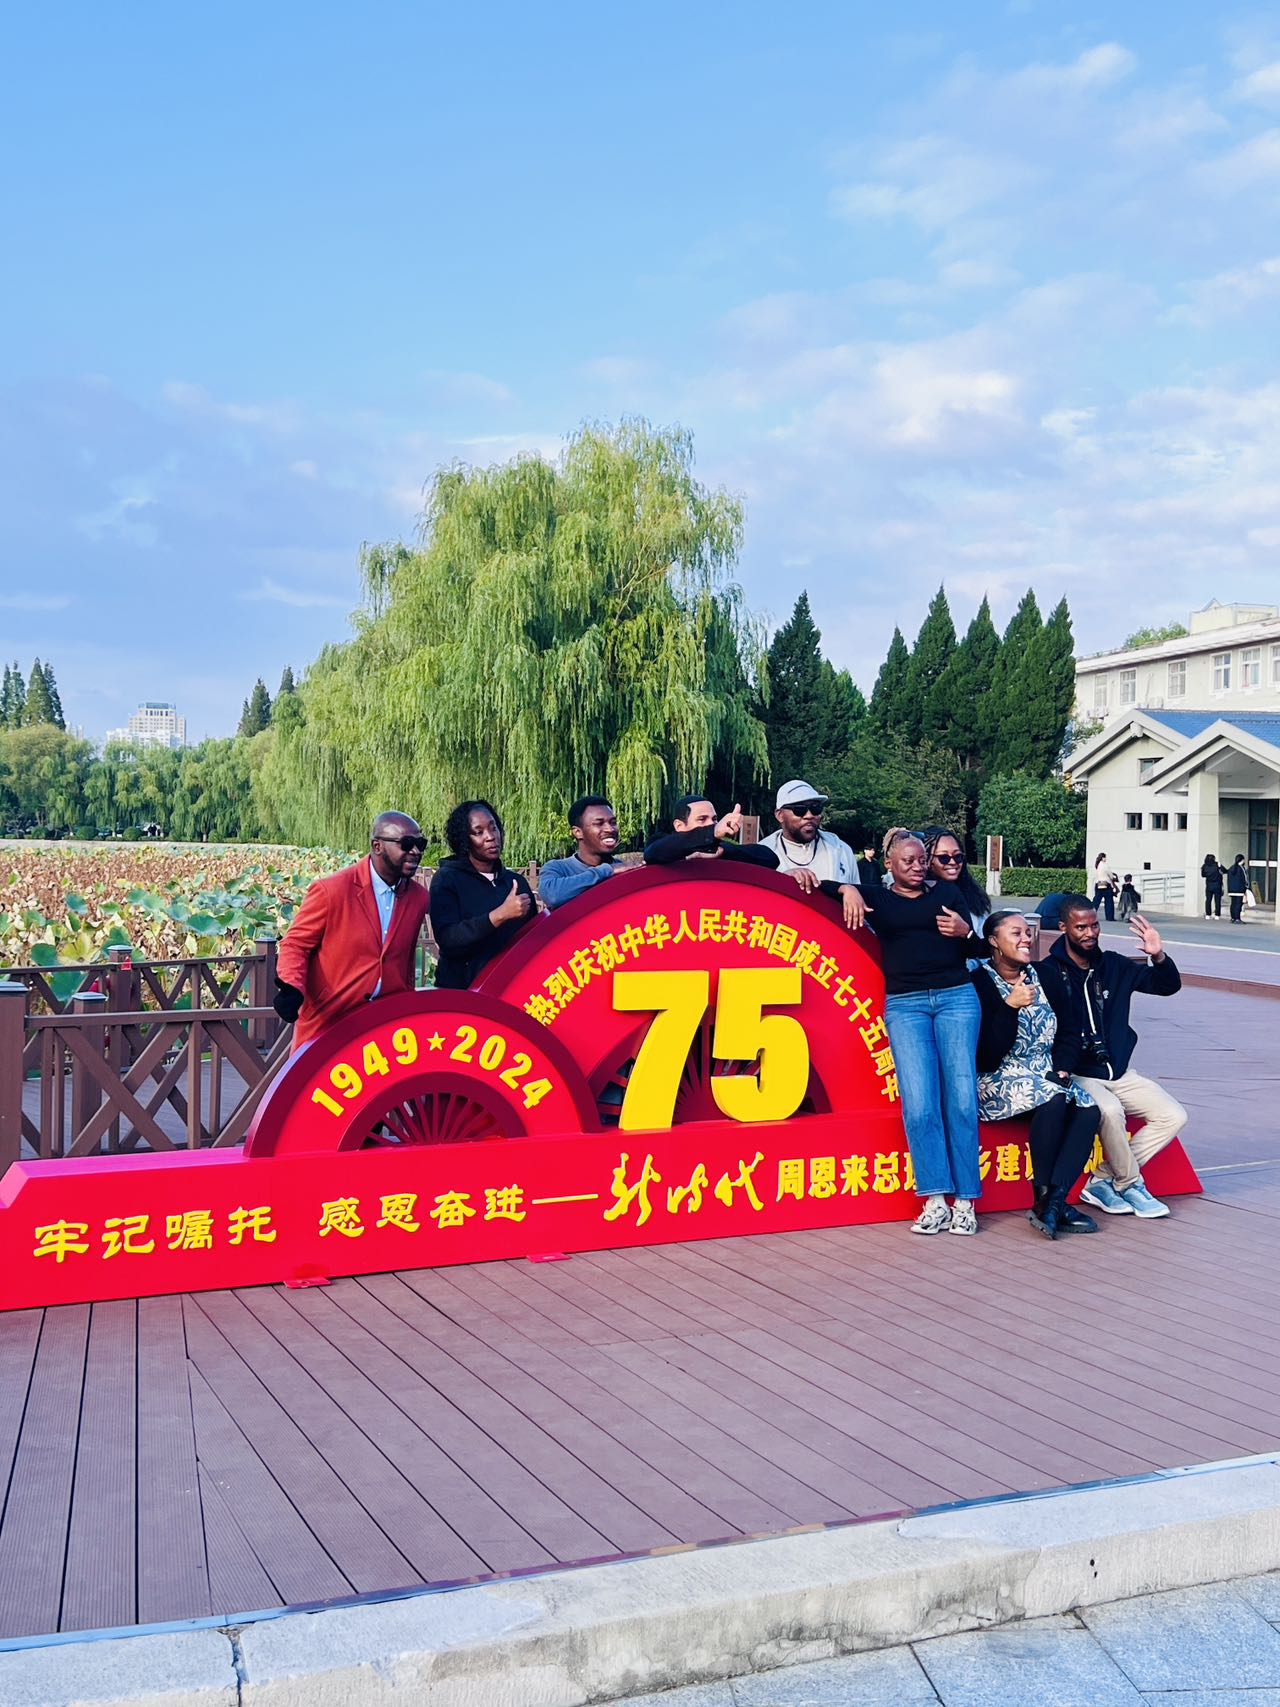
[23,659,55,725]
[989,590,1043,773]
[1008,597,1076,775]
[238,678,273,736]
[276,664,296,703]
[763,593,826,784]
[43,662,65,729]
[907,586,957,745]
[0,665,10,728]
[935,596,1000,771]
[5,661,25,728]
[813,660,865,772]
[869,627,911,733]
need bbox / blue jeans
[884,984,982,1200]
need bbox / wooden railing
[0,939,291,1170]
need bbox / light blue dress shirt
[370,859,396,996]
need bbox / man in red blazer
[274,812,430,1051]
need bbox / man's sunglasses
[787,801,826,817]
[377,834,428,853]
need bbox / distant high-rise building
[105,701,187,749]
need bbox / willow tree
[284,421,768,856]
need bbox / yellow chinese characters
[484,1185,527,1222]
[102,1214,155,1258]
[228,1205,277,1245]
[430,1191,476,1230]
[377,1193,421,1232]
[667,1163,709,1214]
[604,1151,662,1227]
[33,1220,90,1263]
[319,1198,365,1238]
[167,1210,215,1251]
[714,1151,764,1212]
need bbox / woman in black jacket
[971,910,1101,1240]
[1201,854,1224,918]
[1226,854,1250,923]
[921,824,990,936]
[428,800,535,988]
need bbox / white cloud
[1195,128,1280,193]
[1234,61,1280,106]
[1006,42,1138,96]
[421,371,514,405]
[75,490,158,546]
[0,593,72,611]
[161,380,302,435]
[580,356,652,387]
[831,137,1033,236]
[239,578,350,610]
[1168,256,1280,325]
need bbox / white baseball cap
[775,779,829,811]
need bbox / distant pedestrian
[1118,875,1141,921]
[856,842,882,888]
[1092,852,1118,922]
[1201,854,1224,918]
[1226,854,1250,923]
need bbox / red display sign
[0,866,1200,1310]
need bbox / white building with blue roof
[1070,701,1280,923]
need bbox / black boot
[1028,1184,1053,1239]
[1056,1197,1098,1234]
[1033,1185,1068,1240]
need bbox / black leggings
[1230,894,1244,922]
[1093,886,1115,921]
[1205,887,1221,916]
[1027,1096,1101,1192]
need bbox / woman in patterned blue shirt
[971,910,1102,1241]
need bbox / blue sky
[3,2,1280,741]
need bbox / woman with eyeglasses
[428,799,535,988]
[864,832,984,1236]
[921,826,990,938]
[972,911,1100,1240]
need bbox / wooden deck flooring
[2,983,1278,1642]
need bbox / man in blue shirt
[539,796,621,909]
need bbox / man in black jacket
[1038,896,1186,1219]
[643,795,781,869]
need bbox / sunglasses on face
[378,834,427,853]
[787,801,826,817]
[933,851,964,865]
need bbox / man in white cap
[760,780,859,885]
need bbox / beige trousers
[1073,1069,1188,1192]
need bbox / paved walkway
[623,1575,1280,1705]
[0,982,1273,1645]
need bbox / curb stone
[7,1459,1280,1707]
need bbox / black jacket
[1226,862,1250,895]
[970,965,1074,1076]
[1038,934,1180,1080]
[1201,858,1224,892]
[644,828,779,868]
[427,856,534,989]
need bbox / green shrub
[72,824,96,841]
[121,826,142,841]
[986,866,1087,899]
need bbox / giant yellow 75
[611,968,809,1131]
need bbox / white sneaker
[949,1200,978,1236]
[911,1196,951,1236]
[1119,1181,1170,1219]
